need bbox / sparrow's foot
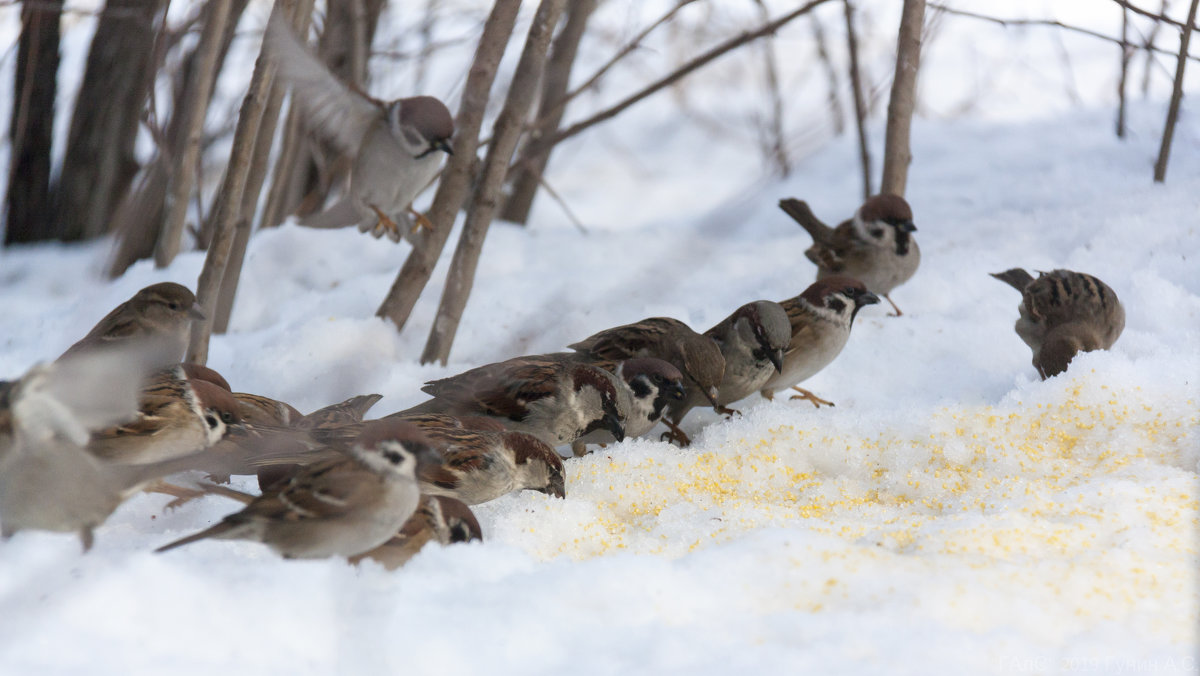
[716,405,741,419]
[659,419,692,447]
[760,389,775,402]
[883,293,903,317]
[788,387,835,408]
[367,205,404,242]
[407,205,435,235]
[570,441,589,458]
[146,481,209,511]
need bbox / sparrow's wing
[297,394,383,430]
[1023,271,1119,327]
[568,318,686,360]
[779,301,824,360]
[422,360,562,422]
[264,14,379,156]
[266,459,384,520]
[234,392,302,426]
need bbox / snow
[2,1,1199,673]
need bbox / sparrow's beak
[603,411,626,442]
[769,348,784,374]
[434,139,454,155]
[857,291,881,307]
[540,475,566,499]
[899,220,917,233]
[668,382,686,401]
[188,305,207,321]
[703,385,720,408]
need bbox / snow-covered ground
[1,1,1199,673]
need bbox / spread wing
[264,13,379,156]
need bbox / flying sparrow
[349,495,482,570]
[264,14,454,242]
[0,348,232,550]
[417,422,567,504]
[59,282,204,365]
[569,317,725,445]
[668,300,791,426]
[780,194,918,316]
[570,357,685,457]
[401,355,629,448]
[156,420,443,559]
[990,268,1125,379]
[759,277,879,407]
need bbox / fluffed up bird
[156,420,443,559]
[780,194,919,316]
[760,277,879,407]
[990,268,1125,379]
[59,282,204,366]
[264,14,454,242]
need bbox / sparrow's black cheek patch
[382,450,406,465]
[630,379,652,399]
[826,298,847,314]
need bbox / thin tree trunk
[155,0,233,267]
[188,2,292,365]
[212,0,316,334]
[422,0,567,365]
[56,0,164,242]
[1117,5,1130,138]
[5,1,61,246]
[375,0,523,332]
[1154,0,1199,182]
[811,15,845,135]
[880,0,925,197]
[501,0,597,225]
[752,0,790,176]
[843,0,872,200]
[1142,1,1170,95]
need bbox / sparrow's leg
[146,480,210,510]
[194,481,255,505]
[659,419,692,447]
[788,387,835,408]
[79,527,95,552]
[570,440,589,457]
[883,294,903,317]
[715,405,741,418]
[368,204,403,242]
[760,389,775,401]
[406,205,435,234]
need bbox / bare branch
[1108,0,1200,31]
[880,0,925,197]
[844,0,872,200]
[1154,0,1198,181]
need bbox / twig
[1117,5,1131,137]
[810,13,845,135]
[752,0,790,176]
[534,174,588,234]
[843,0,872,200]
[1108,0,1199,31]
[1153,0,1198,181]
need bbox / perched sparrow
[156,420,443,559]
[418,423,567,504]
[59,282,204,365]
[668,300,790,425]
[264,14,454,242]
[569,317,725,445]
[88,366,246,464]
[760,277,879,406]
[0,349,226,549]
[401,356,629,447]
[570,357,685,457]
[991,268,1125,379]
[780,194,918,316]
[349,495,482,570]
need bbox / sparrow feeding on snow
[400,355,630,448]
[991,268,1125,379]
[264,14,454,242]
[668,300,790,424]
[570,357,685,457]
[59,282,204,366]
[0,349,232,550]
[156,420,443,559]
[759,277,879,407]
[417,422,567,504]
[349,495,481,570]
[780,194,918,316]
[569,317,725,445]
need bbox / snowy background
[1,0,1198,673]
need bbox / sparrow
[570,357,685,457]
[87,365,247,465]
[156,420,443,559]
[569,317,725,445]
[295,393,383,430]
[417,423,567,504]
[252,394,384,489]
[759,277,880,407]
[990,268,1125,379]
[401,355,630,448]
[667,300,791,425]
[233,392,302,427]
[349,495,482,570]
[263,14,454,242]
[780,194,919,316]
[58,282,204,365]
[0,348,231,549]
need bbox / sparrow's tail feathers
[990,268,1035,291]
[778,198,834,244]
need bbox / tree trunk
[188,3,293,365]
[5,1,61,246]
[1116,5,1130,138]
[843,0,872,200]
[879,0,925,196]
[421,0,567,365]
[56,0,164,242]
[1153,0,1198,182]
[500,0,597,225]
[375,0,523,332]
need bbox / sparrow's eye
[220,411,236,424]
[168,302,179,310]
